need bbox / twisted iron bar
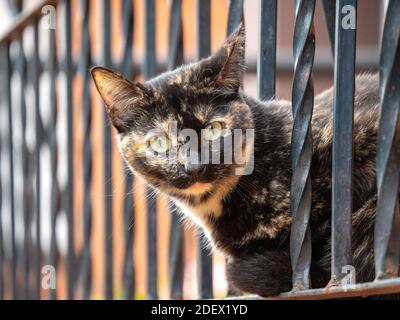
[290,0,315,290]
[80,0,93,299]
[48,26,60,300]
[374,0,400,279]
[120,0,135,300]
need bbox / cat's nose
[184,151,205,175]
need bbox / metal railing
[0,0,399,300]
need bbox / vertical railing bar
[167,0,184,299]
[101,0,113,300]
[227,0,244,35]
[24,28,39,299]
[26,32,39,299]
[0,177,2,299]
[168,0,183,70]
[143,0,157,79]
[122,176,135,300]
[0,23,22,308]
[26,58,36,302]
[330,0,357,286]
[145,190,157,300]
[195,0,213,299]
[2,42,17,300]
[48,20,60,301]
[0,141,2,300]
[120,0,135,300]
[122,172,135,299]
[33,22,42,300]
[374,0,400,280]
[197,227,213,299]
[257,0,277,101]
[62,0,75,300]
[143,0,158,300]
[290,0,315,291]
[168,208,184,299]
[17,35,31,299]
[196,0,210,60]
[321,0,336,58]
[0,46,5,300]
[80,0,93,299]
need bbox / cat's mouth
[167,174,215,192]
[176,182,214,196]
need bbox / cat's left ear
[198,22,246,91]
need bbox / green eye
[204,121,223,141]
[149,135,170,153]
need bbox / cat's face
[91,24,253,199]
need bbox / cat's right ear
[91,66,148,132]
[197,22,246,92]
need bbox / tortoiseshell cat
[91,24,386,296]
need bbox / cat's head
[91,23,253,199]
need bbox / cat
[91,23,386,297]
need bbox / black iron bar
[62,0,75,300]
[120,0,135,300]
[0,126,2,299]
[169,208,184,299]
[195,0,213,299]
[374,0,400,280]
[322,0,336,57]
[2,42,17,300]
[168,0,184,299]
[168,0,183,70]
[80,0,93,299]
[290,0,315,291]
[17,35,31,300]
[196,0,210,60]
[257,0,277,100]
[48,24,60,301]
[33,22,42,300]
[101,0,113,300]
[143,0,158,300]
[227,0,244,35]
[331,0,357,285]
[143,0,157,79]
